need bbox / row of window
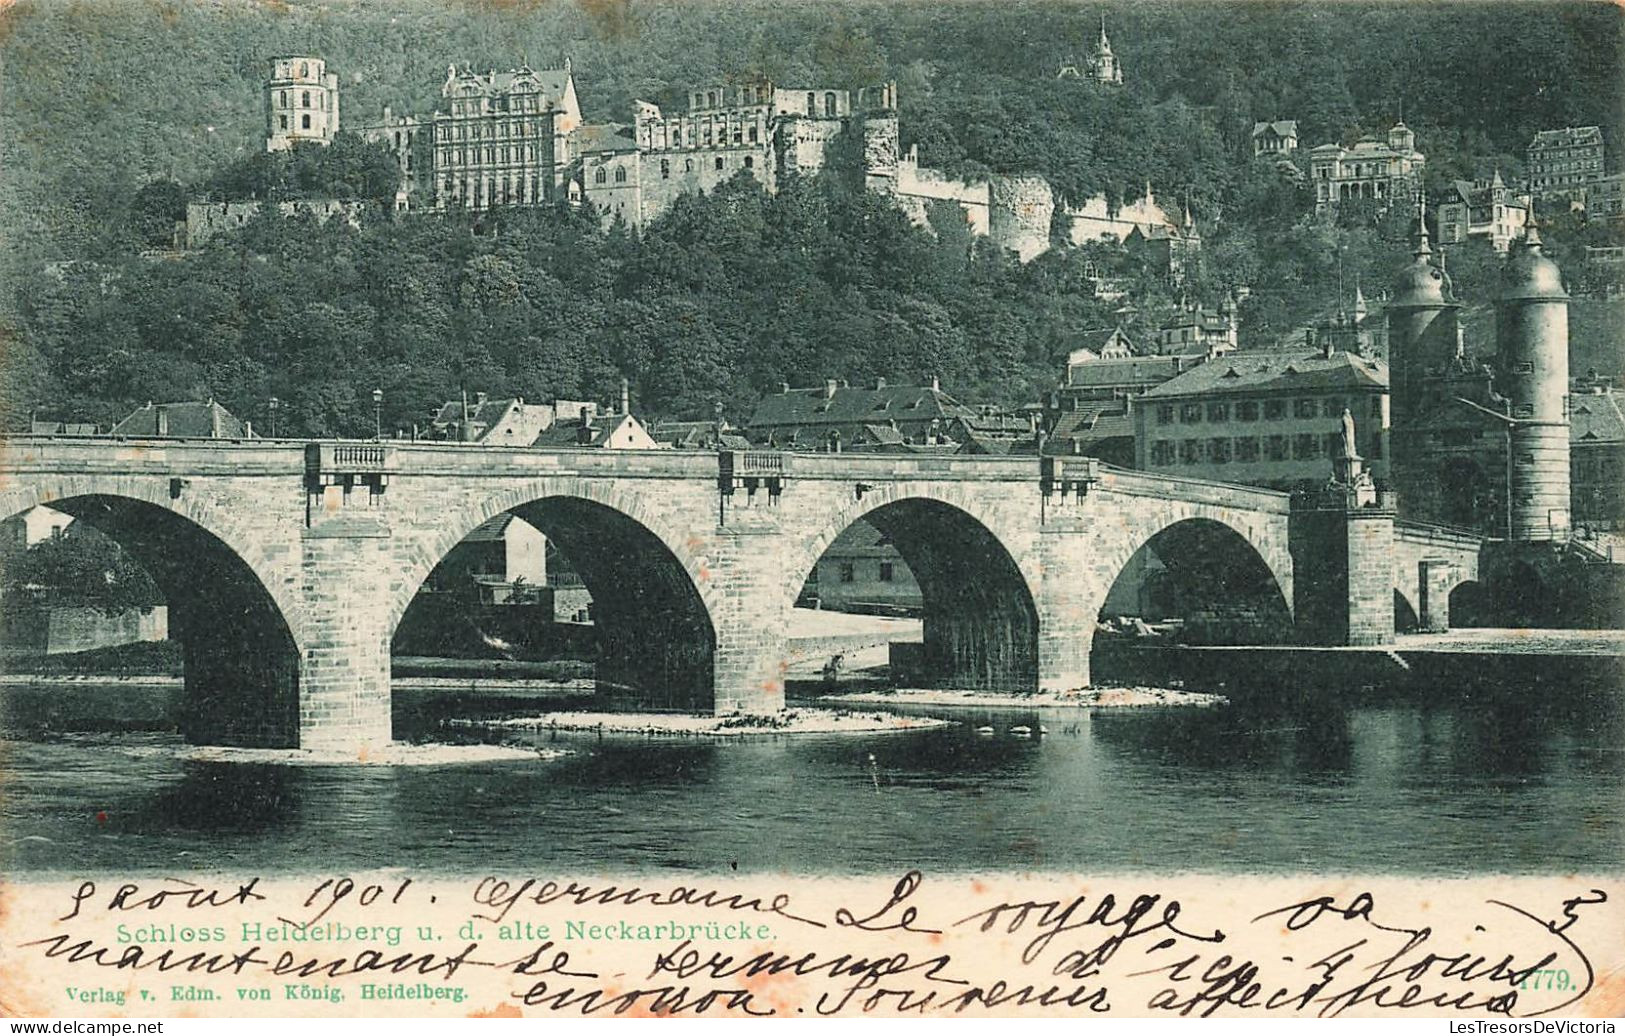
[438,145,543,167]
[826,560,896,583]
[589,154,755,183]
[435,120,548,143]
[439,176,546,207]
[656,123,762,148]
[1149,433,1382,466]
[276,114,315,132]
[275,90,322,109]
[449,95,547,117]
[1155,396,1382,426]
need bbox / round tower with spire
[1386,199,1460,414]
[1495,223,1571,540]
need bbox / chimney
[780,382,790,395]
[1321,334,1335,359]
[475,392,488,406]
[930,374,940,392]
[155,405,169,437]
[824,379,838,399]
[620,377,631,416]
[875,377,886,390]
[209,400,221,438]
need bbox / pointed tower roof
[1500,222,1568,302]
[1391,197,1453,309]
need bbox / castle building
[355,107,429,211]
[1153,296,1238,355]
[1526,125,1605,201]
[430,63,572,211]
[265,56,339,152]
[1435,171,1531,253]
[1057,17,1124,85]
[1309,123,1425,215]
[1251,120,1299,157]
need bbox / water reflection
[1,683,1621,875]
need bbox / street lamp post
[1454,396,1519,541]
[267,396,279,439]
[372,388,384,441]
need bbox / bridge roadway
[0,437,1478,751]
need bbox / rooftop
[1572,389,1625,445]
[1141,349,1388,399]
[110,400,247,438]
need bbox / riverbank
[109,741,562,767]
[448,708,952,738]
[817,686,1227,709]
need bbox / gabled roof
[1251,120,1298,139]
[111,400,246,438]
[532,413,633,448]
[1530,126,1603,149]
[1140,350,1388,399]
[747,383,975,430]
[1572,391,1625,445]
[431,397,521,428]
[1065,353,1207,390]
[574,123,637,154]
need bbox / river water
[1,681,1620,875]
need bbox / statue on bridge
[1330,407,1377,506]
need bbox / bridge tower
[1495,223,1571,541]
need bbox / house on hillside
[111,400,249,438]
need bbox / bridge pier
[297,521,394,752]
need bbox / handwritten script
[3,873,1618,1018]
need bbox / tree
[3,525,164,616]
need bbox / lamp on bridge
[267,396,279,439]
[372,388,384,442]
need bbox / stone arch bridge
[1,439,1478,751]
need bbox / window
[614,166,627,183]
[744,156,754,169]
[301,114,310,130]
[708,91,718,108]
[1207,402,1229,422]
[715,156,725,171]
[825,92,837,117]
[594,167,607,184]
[1513,403,1535,418]
[1294,434,1319,460]
[1265,399,1286,420]
[1156,405,1174,425]
[661,159,670,179]
[1180,403,1202,424]
[1266,435,1288,461]
[1323,433,1342,457]
[1151,441,1175,465]
[298,61,308,77]
[685,159,694,172]
[279,115,288,129]
[1295,399,1318,419]
[1512,361,1535,374]
[1238,401,1259,422]
[1322,397,1345,417]
[278,90,287,108]
[879,562,895,583]
[1236,437,1260,462]
[839,562,855,583]
[1371,396,1383,417]
[749,125,759,144]
[806,92,816,111]
[1210,438,1232,464]
[302,90,311,108]
[1179,440,1202,464]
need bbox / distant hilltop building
[1251,120,1299,157]
[1526,125,1605,202]
[265,56,339,152]
[1310,122,1425,215]
[1057,17,1124,85]
[1434,171,1531,253]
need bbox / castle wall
[184,199,372,248]
[1065,192,1176,245]
[894,154,991,235]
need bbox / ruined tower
[266,56,340,152]
[1495,224,1571,540]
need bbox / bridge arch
[390,479,721,711]
[1090,507,1294,649]
[0,481,302,746]
[783,483,1041,691]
